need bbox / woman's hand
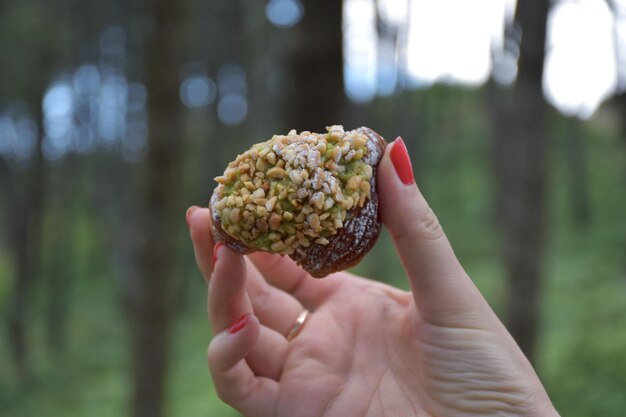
[187,138,559,417]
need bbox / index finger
[188,207,215,281]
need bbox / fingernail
[390,137,415,185]
[228,313,250,334]
[186,206,199,225]
[212,241,224,272]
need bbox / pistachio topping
[214,125,374,255]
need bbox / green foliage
[166,289,242,417]
[0,274,129,417]
[540,124,626,417]
[1,88,625,416]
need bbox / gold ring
[286,310,310,341]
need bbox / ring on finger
[286,310,310,341]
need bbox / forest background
[1,0,625,416]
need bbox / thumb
[377,137,486,324]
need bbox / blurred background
[0,0,625,416]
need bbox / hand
[187,138,559,417]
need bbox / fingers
[247,326,289,379]
[248,251,343,309]
[210,245,290,381]
[188,207,215,281]
[245,258,309,336]
[188,207,310,335]
[377,138,488,325]
[208,313,278,415]
[208,244,251,332]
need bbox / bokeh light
[0,114,36,161]
[123,82,148,162]
[74,65,101,96]
[180,74,217,108]
[0,116,13,157]
[217,64,248,125]
[13,118,38,160]
[343,0,377,103]
[492,37,519,86]
[266,0,304,28]
[544,0,617,118]
[217,93,248,126]
[98,75,127,143]
[43,80,75,161]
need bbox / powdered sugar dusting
[291,127,387,277]
[212,125,376,255]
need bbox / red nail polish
[228,313,249,334]
[390,137,414,185]
[212,241,224,272]
[186,206,198,225]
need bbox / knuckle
[416,205,444,241]
[394,204,445,243]
[215,385,236,404]
[250,281,271,306]
[206,343,219,369]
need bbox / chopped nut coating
[213,125,374,255]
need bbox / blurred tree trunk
[496,1,550,362]
[42,0,90,356]
[0,0,70,377]
[603,0,626,276]
[45,159,79,354]
[617,93,626,142]
[283,0,346,130]
[564,117,591,228]
[4,59,50,379]
[606,0,626,136]
[0,163,29,376]
[0,160,11,201]
[615,93,626,277]
[614,90,626,279]
[130,0,185,416]
[45,205,71,353]
[9,127,46,377]
[487,81,514,225]
[394,2,420,179]
[7,198,30,376]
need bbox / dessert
[210,125,386,277]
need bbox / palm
[274,274,540,417]
[274,274,421,417]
